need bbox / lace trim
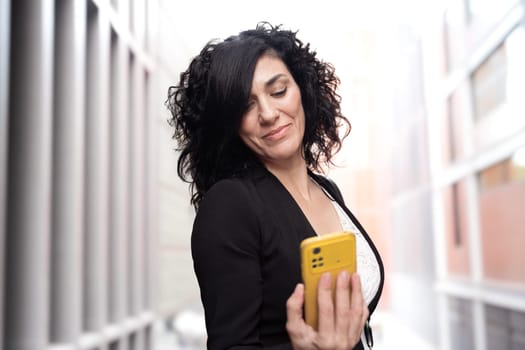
[330,201,381,305]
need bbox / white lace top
[329,200,381,304]
[312,178,381,305]
[314,179,380,348]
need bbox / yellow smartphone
[300,231,357,330]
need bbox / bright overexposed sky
[167,0,446,61]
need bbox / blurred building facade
[330,1,525,349]
[0,0,196,348]
[426,1,525,349]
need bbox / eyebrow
[265,74,286,87]
[248,73,288,100]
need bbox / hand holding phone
[287,236,366,350]
[300,231,357,330]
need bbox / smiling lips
[263,124,291,141]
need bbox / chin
[268,148,302,163]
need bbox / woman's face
[239,55,305,167]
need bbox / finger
[358,303,370,347]
[361,303,370,326]
[286,284,304,339]
[286,283,305,330]
[334,270,351,335]
[317,272,335,335]
[348,273,365,339]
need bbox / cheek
[291,96,305,124]
[239,113,251,134]
[239,116,256,143]
[289,90,304,115]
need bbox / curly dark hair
[167,22,350,208]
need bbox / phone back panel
[300,231,356,330]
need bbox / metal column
[50,0,87,345]
[129,56,146,350]
[109,30,130,350]
[5,0,55,348]
[0,0,11,345]
[84,2,111,339]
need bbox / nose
[258,98,278,123]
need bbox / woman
[167,23,384,350]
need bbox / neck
[264,157,312,201]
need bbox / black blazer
[191,166,384,350]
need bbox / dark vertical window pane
[485,304,525,350]
[448,297,475,350]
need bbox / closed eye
[272,88,287,97]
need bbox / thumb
[286,283,305,324]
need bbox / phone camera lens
[313,247,321,254]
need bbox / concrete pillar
[144,71,156,350]
[129,56,146,350]
[109,29,130,350]
[84,2,111,336]
[5,0,54,348]
[144,0,160,321]
[50,0,86,344]
[0,0,10,346]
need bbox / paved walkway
[153,311,437,350]
[372,312,436,350]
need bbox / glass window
[471,26,525,121]
[478,147,525,284]
[444,90,467,164]
[511,148,525,180]
[444,181,471,276]
[485,304,525,350]
[478,159,510,190]
[471,42,507,120]
[479,148,525,191]
[448,297,475,350]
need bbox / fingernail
[339,270,349,282]
[320,272,332,287]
